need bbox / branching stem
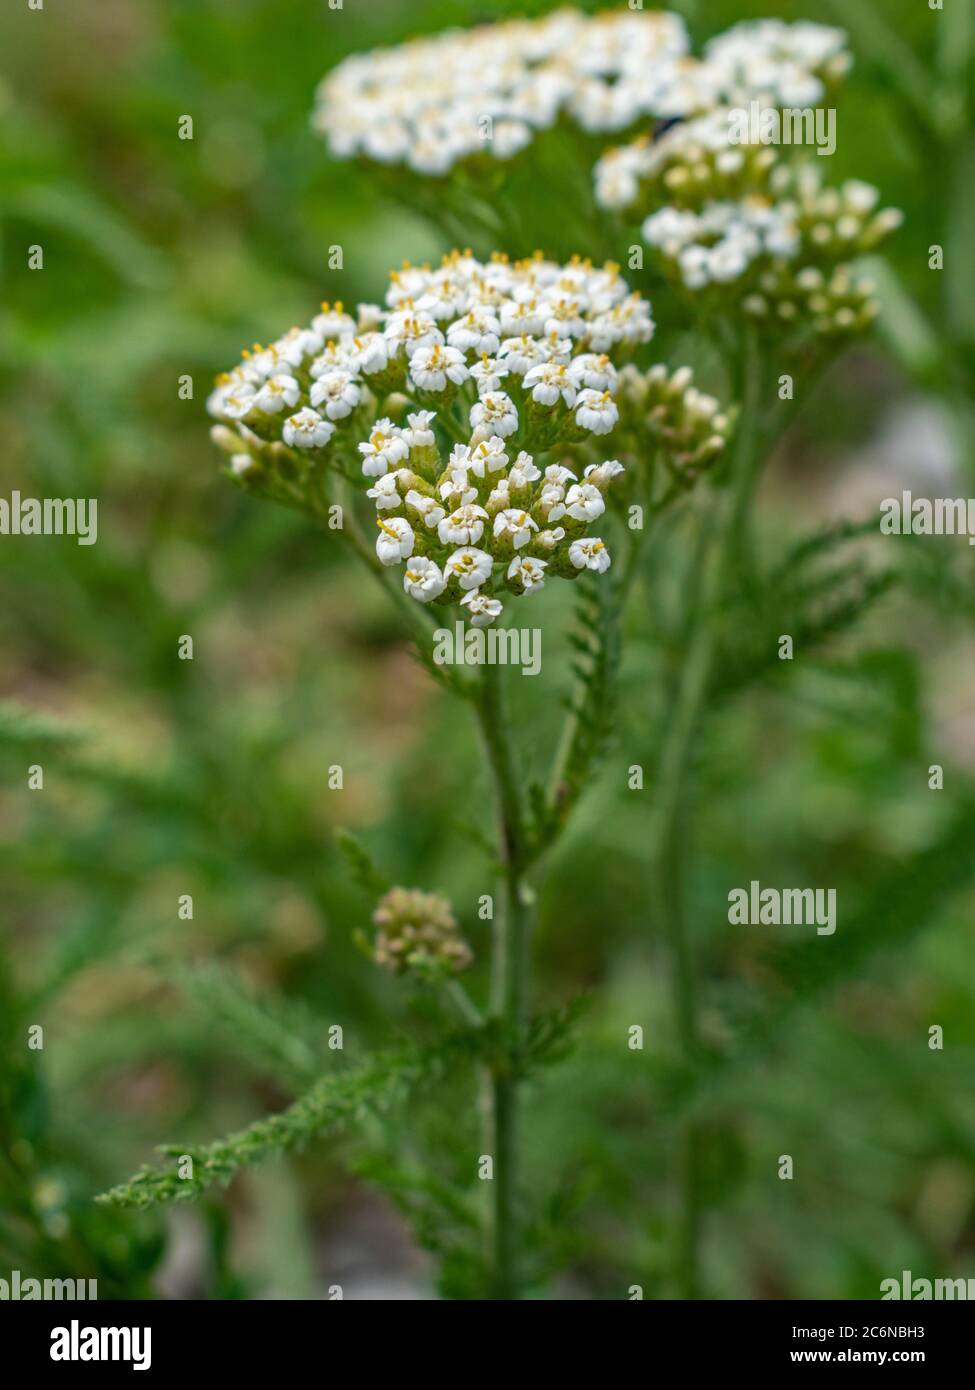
[473,657,531,1298]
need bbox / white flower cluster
[594,107,777,213]
[365,416,624,626]
[314,14,851,177]
[209,253,653,618]
[701,18,851,108]
[313,9,694,175]
[356,252,654,624]
[643,196,800,290]
[206,299,387,480]
[594,104,901,328]
[208,253,653,471]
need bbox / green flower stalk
[204,247,703,1299]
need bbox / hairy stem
[473,657,531,1298]
[651,327,765,1297]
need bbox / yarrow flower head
[339,251,655,626]
[372,886,472,977]
[315,14,851,186]
[701,19,851,108]
[207,299,392,495]
[595,92,901,336]
[207,253,661,623]
[312,9,694,176]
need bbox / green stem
[473,658,531,1299]
[651,328,765,1297]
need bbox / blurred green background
[1,0,974,1299]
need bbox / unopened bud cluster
[620,364,732,476]
[372,887,472,977]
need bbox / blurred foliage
[1,0,974,1298]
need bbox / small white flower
[409,343,470,393]
[583,459,625,490]
[313,304,357,338]
[497,335,548,376]
[523,360,580,409]
[376,516,415,566]
[460,589,503,627]
[486,479,511,511]
[445,546,494,590]
[350,333,390,375]
[564,482,606,522]
[367,472,404,510]
[254,373,301,414]
[403,556,446,601]
[385,308,443,358]
[575,389,619,435]
[211,378,256,421]
[508,451,541,487]
[569,537,611,572]
[543,295,586,339]
[493,508,538,550]
[507,555,548,593]
[535,526,566,552]
[447,309,501,355]
[274,326,322,368]
[310,342,355,378]
[469,436,509,478]
[470,392,519,439]
[438,504,489,547]
[282,408,336,450]
[470,356,510,394]
[358,419,409,476]
[310,370,362,420]
[402,410,437,449]
[438,465,477,509]
[538,482,567,522]
[405,489,446,528]
[571,353,618,391]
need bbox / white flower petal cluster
[207,299,391,471]
[594,107,777,213]
[313,9,694,175]
[315,14,850,179]
[702,19,851,108]
[644,197,800,289]
[594,103,901,331]
[365,412,623,625]
[380,248,653,413]
[210,255,655,607]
